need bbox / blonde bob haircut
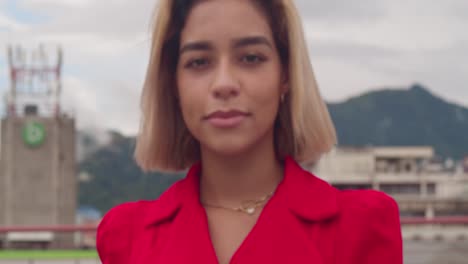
[135,0,337,172]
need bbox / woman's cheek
[183,98,200,129]
[254,87,281,121]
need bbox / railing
[401,216,468,225]
[0,260,100,264]
[0,225,96,233]
[2,217,468,264]
[2,216,467,233]
[0,225,99,264]
[401,216,468,244]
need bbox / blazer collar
[280,156,339,221]
[144,156,339,227]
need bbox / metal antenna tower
[7,44,63,117]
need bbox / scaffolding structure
[6,44,63,117]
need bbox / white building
[309,146,468,219]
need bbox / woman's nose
[211,60,240,100]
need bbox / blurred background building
[0,45,76,249]
[309,146,468,241]
[312,146,468,217]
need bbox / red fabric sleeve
[360,191,403,264]
[96,202,138,264]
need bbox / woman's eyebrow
[179,36,273,54]
[232,36,273,49]
[180,41,214,54]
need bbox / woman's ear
[280,71,289,94]
[281,82,289,94]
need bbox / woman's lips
[205,110,250,128]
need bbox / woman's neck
[199,135,284,207]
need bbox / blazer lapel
[135,163,219,264]
[228,157,340,264]
[228,199,327,264]
[151,204,219,264]
[134,157,340,264]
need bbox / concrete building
[310,146,468,219]
[0,45,77,248]
[0,114,76,248]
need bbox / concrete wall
[313,148,375,180]
[55,117,76,248]
[0,120,5,227]
[0,116,76,248]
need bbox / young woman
[97,0,403,263]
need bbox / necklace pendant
[246,207,255,215]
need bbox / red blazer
[97,157,403,264]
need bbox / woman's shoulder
[96,200,154,263]
[337,189,399,217]
[97,178,185,232]
[336,188,400,227]
[334,189,403,263]
[96,179,185,263]
[97,200,147,236]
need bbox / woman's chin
[202,139,255,157]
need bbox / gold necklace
[202,191,274,215]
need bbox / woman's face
[177,0,286,156]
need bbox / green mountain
[78,132,183,213]
[79,84,468,213]
[328,84,468,159]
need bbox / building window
[333,184,372,190]
[380,184,420,195]
[400,210,425,217]
[427,183,436,195]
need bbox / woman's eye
[186,58,209,69]
[241,54,265,65]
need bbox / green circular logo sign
[22,122,46,148]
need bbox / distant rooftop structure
[464,157,468,173]
[5,44,63,118]
[310,146,468,219]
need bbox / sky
[0,0,467,135]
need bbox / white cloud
[61,75,100,129]
[296,0,387,22]
[0,13,27,31]
[25,32,147,57]
[313,57,397,103]
[1,0,467,136]
[22,0,93,8]
[1,0,153,134]
[0,63,7,117]
[97,80,141,135]
[302,0,468,107]
[58,58,144,135]
[19,0,155,39]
